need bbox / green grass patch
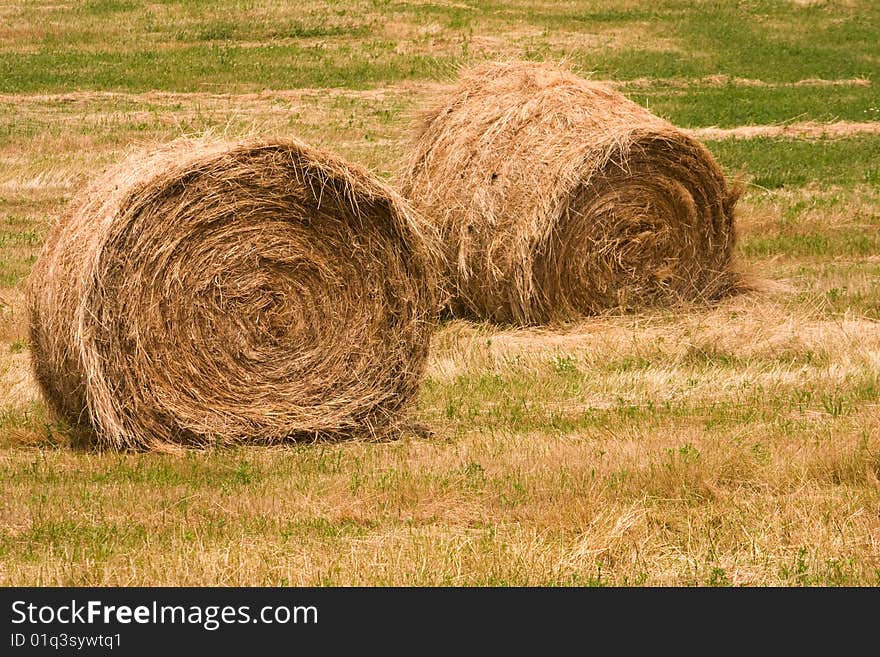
[626,85,880,128]
[706,136,880,189]
[742,229,880,258]
[0,44,458,93]
[671,3,878,83]
[2,0,878,94]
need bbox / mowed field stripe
[614,76,873,89]
[0,74,872,103]
[3,85,878,142]
[686,121,880,140]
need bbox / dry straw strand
[28,137,439,450]
[399,60,742,325]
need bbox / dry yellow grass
[2,281,879,584]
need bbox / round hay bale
[399,60,741,325]
[27,138,439,450]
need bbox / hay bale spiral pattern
[400,61,740,325]
[28,138,438,449]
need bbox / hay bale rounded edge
[399,60,741,325]
[28,138,439,449]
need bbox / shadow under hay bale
[399,60,742,325]
[27,138,439,450]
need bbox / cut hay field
[1,0,880,586]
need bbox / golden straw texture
[400,61,741,325]
[28,138,438,449]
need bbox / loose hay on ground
[400,60,742,325]
[27,137,439,450]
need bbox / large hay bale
[28,138,438,449]
[400,61,741,325]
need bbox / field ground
[1,0,879,585]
